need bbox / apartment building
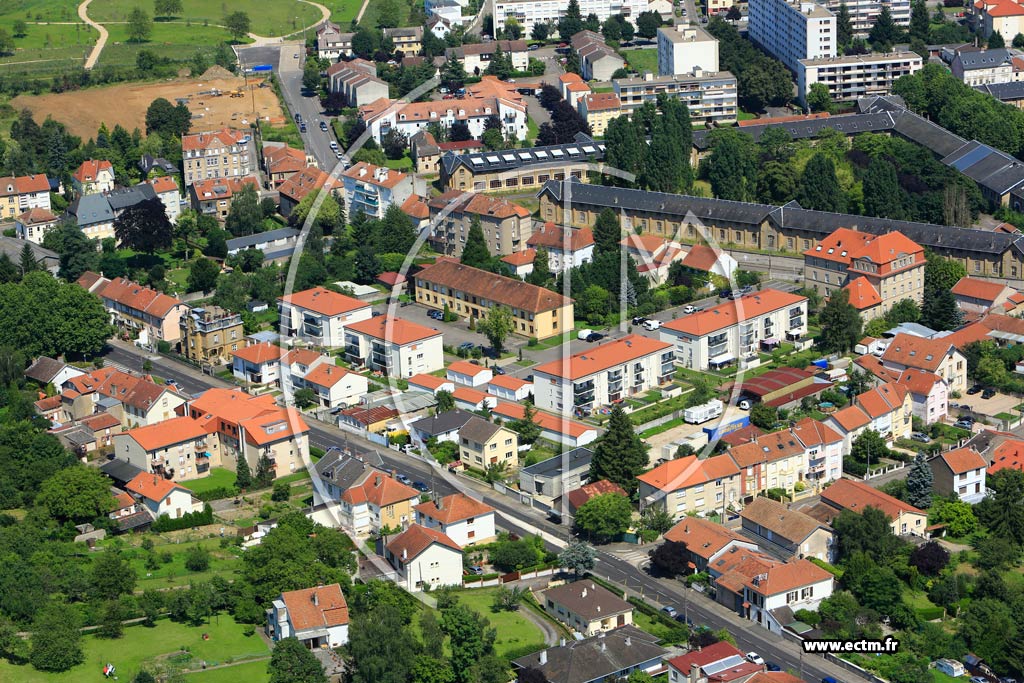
[657,25,719,76]
[797,51,922,104]
[262,143,310,188]
[492,0,646,33]
[72,159,115,196]
[84,273,189,346]
[532,335,675,416]
[560,73,593,108]
[414,258,575,340]
[929,447,988,504]
[359,89,527,145]
[880,333,968,393]
[747,0,836,73]
[0,174,51,220]
[729,430,817,502]
[188,176,259,221]
[113,416,215,482]
[613,71,738,126]
[440,135,606,192]
[577,92,622,136]
[458,416,519,470]
[446,40,529,75]
[526,222,595,273]
[147,175,181,223]
[659,289,809,371]
[383,26,423,55]
[179,305,245,365]
[637,454,742,520]
[316,21,354,59]
[951,48,1015,86]
[341,162,415,220]
[278,286,373,347]
[822,0,910,33]
[343,316,444,377]
[827,381,913,449]
[426,190,532,257]
[327,60,390,108]
[181,128,252,186]
[572,31,626,82]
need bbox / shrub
[151,505,213,532]
[195,486,238,502]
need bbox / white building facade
[747,0,837,73]
[797,52,923,104]
[492,0,647,33]
[657,25,719,77]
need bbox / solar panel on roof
[703,656,747,676]
[565,147,580,154]
[471,158,483,165]
[518,152,532,159]
[950,145,992,171]
[551,149,564,157]
[582,145,596,153]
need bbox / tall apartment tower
[747,0,837,73]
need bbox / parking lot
[954,389,1021,421]
[371,300,521,353]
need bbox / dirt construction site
[11,67,285,139]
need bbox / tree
[909,541,949,577]
[98,599,125,639]
[575,492,632,542]
[225,184,262,237]
[989,30,1006,48]
[798,152,845,212]
[592,208,621,256]
[558,0,584,40]
[235,454,253,489]
[302,59,321,92]
[482,127,504,151]
[909,0,930,41]
[847,429,892,477]
[114,197,173,253]
[224,11,252,42]
[442,603,497,683]
[749,403,777,430]
[18,242,38,277]
[187,258,220,293]
[435,390,455,413]
[185,545,212,572]
[818,288,862,354]
[868,5,901,49]
[862,157,903,219]
[636,10,662,40]
[601,15,622,42]
[133,673,157,683]
[477,305,514,355]
[590,404,648,495]
[978,469,1024,545]
[704,128,757,201]
[531,22,550,42]
[485,43,512,79]
[127,7,153,42]
[36,465,113,525]
[1015,33,1024,49]
[525,247,551,286]
[293,387,317,409]
[382,128,408,160]
[508,400,541,444]
[558,539,596,577]
[91,551,137,600]
[12,19,27,37]
[154,0,183,18]
[921,287,960,331]
[725,5,742,20]
[906,452,933,508]
[205,227,229,258]
[441,58,467,92]
[461,216,493,269]
[928,498,977,537]
[886,298,920,325]
[648,539,689,577]
[832,504,903,562]
[269,637,327,683]
[959,599,1016,669]
[30,603,82,672]
[806,82,834,113]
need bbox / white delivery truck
[577,329,594,341]
[683,399,724,424]
[642,319,662,331]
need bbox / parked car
[982,388,997,399]
[585,332,604,342]
[746,653,764,666]
[661,606,678,618]
[911,432,930,443]
[642,319,661,331]
[967,385,983,395]
[821,678,840,683]
[396,474,413,485]
[631,316,648,326]
[954,419,975,430]
[299,124,307,132]
[493,366,506,375]
[970,678,988,683]
[294,113,302,122]
[330,141,339,150]
[766,662,782,671]
[683,305,696,314]
[320,121,328,131]
[458,342,475,351]
[528,44,540,50]
[412,481,430,492]
[467,565,484,575]
[428,310,444,320]
[547,510,562,524]
[719,289,732,299]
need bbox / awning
[762,338,779,345]
[709,354,735,366]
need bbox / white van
[642,319,661,331]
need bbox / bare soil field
[12,74,284,138]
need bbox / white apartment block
[278,287,373,348]
[492,0,647,33]
[181,128,252,187]
[532,335,675,416]
[748,0,836,73]
[797,51,922,103]
[821,0,910,34]
[657,25,719,77]
[613,71,738,125]
[343,316,445,378]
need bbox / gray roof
[442,133,604,176]
[890,109,969,157]
[106,183,158,211]
[226,227,300,252]
[542,580,633,620]
[693,111,896,150]
[410,409,476,437]
[520,447,593,477]
[953,48,1013,71]
[0,236,59,270]
[942,140,1024,195]
[458,415,503,443]
[25,356,67,383]
[55,424,96,448]
[313,451,375,489]
[139,154,177,175]
[975,80,1024,102]
[68,193,114,227]
[512,625,667,683]
[100,458,145,486]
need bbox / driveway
[955,390,1021,421]
[374,301,529,354]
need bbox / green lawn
[186,660,270,682]
[621,48,658,76]
[320,0,365,24]
[452,588,546,657]
[358,0,415,33]
[89,0,322,38]
[0,616,268,683]
[120,536,245,591]
[99,23,242,67]
[186,467,238,495]
[385,154,413,170]
[0,22,96,64]
[526,115,539,143]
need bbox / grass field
[120,536,245,591]
[186,467,238,494]
[0,616,268,683]
[358,0,416,33]
[99,23,240,66]
[621,48,658,75]
[88,0,322,39]
[452,588,546,657]
[185,660,270,682]
[320,0,365,24]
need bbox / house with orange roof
[491,401,599,448]
[337,405,400,433]
[426,190,532,258]
[929,447,988,504]
[114,415,216,481]
[181,127,252,186]
[664,516,759,573]
[262,142,312,188]
[527,222,595,273]
[14,206,59,244]
[566,479,628,514]
[147,175,181,222]
[880,333,968,393]
[0,173,51,219]
[446,359,493,387]
[452,385,496,411]
[952,276,1019,317]
[820,477,927,536]
[335,468,420,533]
[415,493,496,545]
[825,381,912,449]
[637,454,741,520]
[268,583,349,648]
[659,289,809,371]
[987,432,1024,474]
[666,640,764,683]
[407,373,456,395]
[81,272,188,345]
[897,367,948,424]
[728,429,814,502]
[401,193,431,231]
[344,316,444,377]
[341,162,415,220]
[621,234,687,285]
[277,165,342,218]
[60,367,186,427]
[125,472,200,520]
[532,334,675,415]
[500,248,536,277]
[385,523,463,591]
[188,175,259,220]
[231,342,286,387]
[72,159,115,196]
[278,286,373,347]
[294,363,369,409]
[843,275,883,320]
[679,243,738,279]
[578,92,621,136]
[559,72,593,107]
[486,374,533,402]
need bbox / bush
[194,486,238,502]
[151,505,213,532]
[271,480,290,502]
[915,606,944,621]
[184,546,211,572]
[157,340,171,353]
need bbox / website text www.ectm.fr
[802,637,900,654]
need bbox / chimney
[312,591,319,606]
[402,548,408,560]
[625,635,631,647]
[690,663,701,683]
[582,588,588,599]
[597,605,601,613]
[539,649,547,665]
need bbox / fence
[862,461,906,481]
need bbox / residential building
[659,289,808,371]
[952,47,1015,86]
[25,356,85,389]
[66,193,115,241]
[739,496,835,561]
[492,401,599,447]
[667,641,765,683]
[572,31,626,82]
[518,447,594,501]
[613,70,739,125]
[713,554,835,633]
[929,447,988,504]
[622,234,685,285]
[446,360,493,387]
[359,89,527,145]
[427,1,462,34]
[226,227,301,265]
[532,335,675,416]
[414,258,575,340]
[803,227,926,319]
[541,581,633,636]
[566,479,628,514]
[383,26,423,55]
[679,243,738,279]
[276,165,342,217]
[897,367,948,424]
[262,143,311,188]
[179,306,245,366]
[188,175,259,220]
[316,21,354,59]
[880,333,968,393]
[327,60,390,107]
[657,25,719,76]
[459,415,519,469]
[113,416,215,482]
[181,128,251,186]
[105,183,160,221]
[788,417,845,486]
[72,159,115,196]
[637,454,742,520]
[278,286,373,347]
[338,469,419,533]
[952,276,1019,318]
[577,92,621,136]
[821,0,911,33]
[139,154,177,177]
[232,342,286,386]
[492,0,647,33]
[411,409,476,444]
[426,190,532,257]
[125,472,200,520]
[446,40,529,75]
[747,0,836,73]
[408,373,456,396]
[60,367,186,427]
[298,364,369,409]
[512,626,668,683]
[663,516,759,573]
[559,73,593,108]
[0,174,51,219]
[415,493,497,545]
[826,381,913,449]
[440,134,605,192]
[500,249,536,277]
[798,51,922,104]
[267,584,349,649]
[819,477,927,536]
[343,315,444,377]
[341,162,414,219]
[14,207,58,244]
[83,273,188,346]
[728,429,816,502]
[453,386,495,411]
[147,175,181,222]
[337,404,400,433]
[526,222,595,273]
[386,524,463,591]
[487,375,533,402]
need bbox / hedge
[195,486,238,503]
[915,606,943,621]
[584,574,626,597]
[809,557,843,578]
[151,504,214,532]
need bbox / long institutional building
[492,0,646,33]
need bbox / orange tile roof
[664,516,746,560]
[448,360,489,377]
[452,386,490,405]
[491,401,595,439]
[415,493,495,524]
[559,72,585,83]
[126,472,192,502]
[0,173,49,196]
[843,276,881,310]
[277,165,341,203]
[897,368,944,395]
[680,244,725,272]
[501,249,536,267]
[17,207,57,224]
[990,438,1024,474]
[341,161,411,190]
[856,382,907,418]
[583,92,621,111]
[881,334,957,372]
[802,227,873,263]
[280,584,349,631]
[112,490,136,510]
[148,176,178,193]
[240,407,309,446]
[401,193,430,220]
[345,316,441,345]
[565,82,592,92]
[64,367,180,411]
[231,342,285,365]
[987,1,1024,16]
[34,394,62,411]
[662,289,807,337]
[408,373,449,390]
[301,363,353,388]
[188,387,278,426]
[821,478,924,519]
[668,641,760,681]
[566,479,628,510]
[940,321,991,350]
[279,286,370,316]
[263,144,308,176]
[93,276,184,319]
[938,447,987,474]
[533,334,672,381]
[847,230,924,275]
[747,559,833,596]
[622,234,670,253]
[181,128,246,152]
[429,190,531,220]
[789,417,842,446]
[73,159,113,183]
[282,348,324,367]
[125,416,208,451]
[636,454,739,493]
[951,277,1010,302]
[190,175,258,200]
[829,404,871,432]
[360,95,525,128]
[728,430,805,468]
[386,523,461,559]
[416,259,574,314]
[343,471,419,506]
[80,412,123,431]
[488,375,531,391]
[527,222,595,251]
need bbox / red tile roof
[181,128,246,151]
[302,363,354,388]
[566,479,628,510]
[148,176,178,194]
[338,405,399,427]
[881,333,957,372]
[843,276,881,310]
[491,401,595,439]
[501,249,536,267]
[488,375,531,391]
[345,316,441,345]
[280,584,349,631]
[747,558,833,595]
[279,287,370,316]
[448,360,490,377]
[239,407,309,446]
[938,447,987,474]
[17,207,57,224]
[0,174,50,196]
[429,190,531,220]
[789,416,843,446]
[409,373,449,390]
[92,277,184,319]
[668,641,760,682]
[664,516,747,560]
[263,144,308,176]
[533,334,672,381]
[680,244,724,272]
[952,277,1010,302]
[73,159,113,183]
[452,386,490,406]
[341,162,409,190]
[416,259,574,314]
[527,222,594,251]
[637,454,739,493]
[401,193,430,220]
[897,368,944,396]
[231,342,285,365]
[125,416,208,451]
[277,166,341,203]
[190,175,258,200]
[282,348,324,367]
[661,289,806,337]
[990,438,1024,474]
[415,493,494,524]
[821,478,924,519]
[582,92,621,111]
[387,523,461,559]
[126,472,192,502]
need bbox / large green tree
[114,197,174,253]
[145,97,192,137]
[575,492,632,542]
[905,452,933,509]
[127,7,153,42]
[36,465,115,525]
[836,3,853,48]
[818,288,862,354]
[477,305,514,354]
[0,273,111,357]
[269,637,327,683]
[703,128,758,201]
[30,603,83,672]
[868,5,901,48]
[224,11,252,42]
[225,183,263,237]
[348,604,420,683]
[589,404,648,494]
[861,157,904,219]
[798,152,845,212]
[592,208,621,256]
[441,603,497,683]
[461,216,492,270]
[908,0,930,41]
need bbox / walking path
[77,0,108,70]
[355,0,372,24]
